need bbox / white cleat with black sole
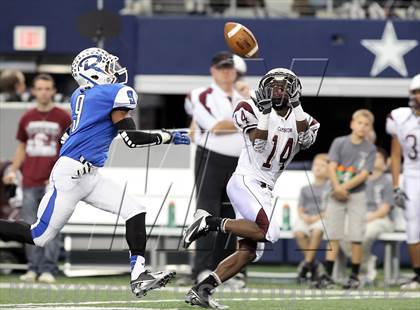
[185,287,229,309]
[183,209,212,249]
[130,270,176,298]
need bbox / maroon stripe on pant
[255,208,269,236]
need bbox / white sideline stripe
[1,282,419,299]
[2,294,420,308]
[227,24,242,38]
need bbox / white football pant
[227,174,281,261]
[31,156,146,247]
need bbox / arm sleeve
[385,112,397,136]
[300,113,320,148]
[328,138,341,163]
[113,86,138,111]
[115,117,170,148]
[307,114,320,135]
[232,101,259,133]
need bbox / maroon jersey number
[262,136,294,170]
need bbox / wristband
[293,104,306,122]
[257,113,270,131]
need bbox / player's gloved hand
[287,77,302,108]
[171,131,191,145]
[393,187,408,209]
[298,129,315,149]
[72,156,93,179]
[60,128,70,145]
[251,87,273,114]
[161,129,191,145]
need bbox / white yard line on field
[0,282,419,299]
[1,294,419,308]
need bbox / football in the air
[224,22,259,58]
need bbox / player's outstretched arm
[250,88,272,152]
[111,110,190,148]
[298,116,320,150]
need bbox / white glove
[298,129,315,149]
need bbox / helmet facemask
[259,71,301,111]
[105,56,128,84]
[263,78,289,110]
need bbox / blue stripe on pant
[31,187,57,240]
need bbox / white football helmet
[258,68,301,110]
[409,74,420,93]
[409,73,420,110]
[71,47,128,88]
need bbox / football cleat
[183,209,212,249]
[130,270,175,298]
[314,274,335,289]
[342,276,361,289]
[185,287,228,309]
[400,276,420,290]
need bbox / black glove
[287,77,302,108]
[393,187,408,209]
[251,87,273,114]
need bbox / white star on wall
[361,21,418,77]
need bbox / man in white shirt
[188,51,244,284]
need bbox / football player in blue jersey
[0,47,190,297]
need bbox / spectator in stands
[186,51,244,287]
[0,160,22,220]
[341,147,394,283]
[293,153,329,284]
[2,74,71,283]
[0,70,26,102]
[317,109,376,289]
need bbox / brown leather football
[224,22,259,58]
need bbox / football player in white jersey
[183,68,320,308]
[386,74,420,290]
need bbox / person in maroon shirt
[2,74,71,283]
